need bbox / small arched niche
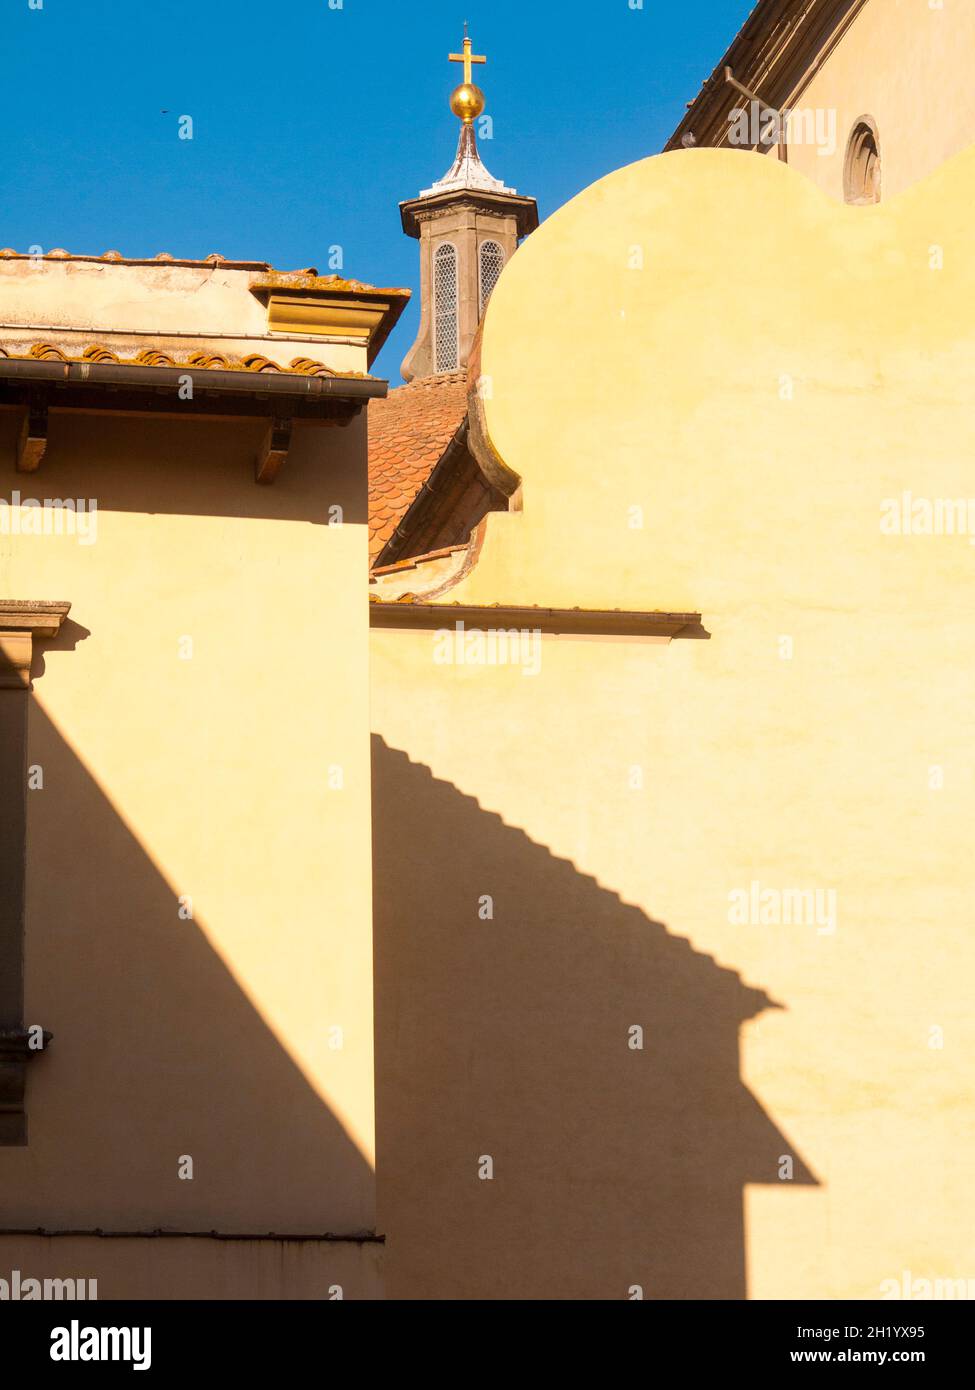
[844,118,881,206]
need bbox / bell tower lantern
[400,27,538,382]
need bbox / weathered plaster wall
[371,146,975,1298]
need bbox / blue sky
[4,0,754,378]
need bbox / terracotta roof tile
[0,343,376,380]
[368,371,469,560]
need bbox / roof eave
[369,602,706,639]
[247,279,412,368]
[365,291,410,368]
[665,0,870,152]
[0,358,387,402]
[399,190,539,240]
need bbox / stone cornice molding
[400,189,539,240]
[0,602,71,688]
[0,600,72,637]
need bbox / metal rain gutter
[0,358,388,401]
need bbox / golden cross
[449,28,486,86]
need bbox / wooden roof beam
[15,405,47,474]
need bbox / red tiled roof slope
[368,371,469,560]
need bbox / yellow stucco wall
[782,0,975,201]
[0,409,378,1296]
[372,145,975,1297]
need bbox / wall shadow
[372,737,817,1300]
[0,697,374,1248]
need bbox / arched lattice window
[434,242,459,373]
[844,118,881,205]
[479,240,505,316]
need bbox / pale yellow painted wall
[0,410,378,1295]
[371,147,975,1298]
[781,0,975,201]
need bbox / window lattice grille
[434,243,459,373]
[479,240,505,316]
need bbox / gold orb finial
[448,30,487,124]
[450,82,485,124]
